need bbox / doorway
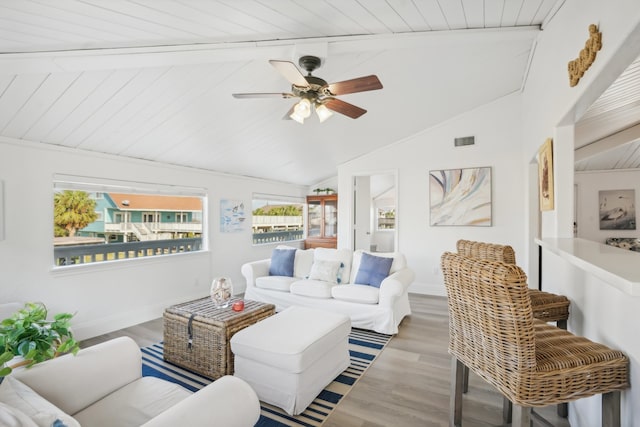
[352,172,397,252]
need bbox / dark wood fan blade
[327,75,383,95]
[232,93,294,99]
[269,60,309,87]
[324,98,367,119]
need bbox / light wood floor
[80,294,571,427]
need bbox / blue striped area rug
[141,328,392,426]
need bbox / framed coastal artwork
[429,167,492,226]
[538,138,554,211]
[599,189,636,230]
[220,199,247,232]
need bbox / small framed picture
[538,138,554,211]
[599,189,636,230]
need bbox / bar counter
[536,237,640,296]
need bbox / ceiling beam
[0,26,539,75]
[575,122,640,161]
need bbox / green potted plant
[0,302,80,378]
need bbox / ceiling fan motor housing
[298,55,322,74]
[292,75,329,99]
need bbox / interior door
[353,176,372,251]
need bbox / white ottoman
[230,306,351,415]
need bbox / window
[53,175,206,267]
[142,212,159,223]
[252,194,304,245]
[376,207,396,230]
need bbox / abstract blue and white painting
[220,199,246,232]
[429,167,492,226]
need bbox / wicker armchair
[441,252,629,427]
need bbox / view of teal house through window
[53,177,205,267]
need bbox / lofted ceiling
[0,0,568,186]
[575,55,640,172]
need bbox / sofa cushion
[0,377,80,427]
[256,275,297,292]
[354,252,393,288]
[349,250,406,284]
[313,248,353,284]
[73,377,190,427]
[269,248,296,277]
[307,260,342,283]
[274,245,315,278]
[293,249,314,278]
[0,402,38,427]
[331,284,380,304]
[290,280,335,298]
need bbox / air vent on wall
[454,136,475,147]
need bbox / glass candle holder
[210,277,233,308]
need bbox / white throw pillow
[0,377,80,427]
[307,260,341,283]
[313,248,353,284]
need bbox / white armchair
[2,336,260,427]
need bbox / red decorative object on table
[232,300,245,312]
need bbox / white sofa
[0,336,260,427]
[242,247,415,334]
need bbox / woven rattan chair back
[456,239,516,264]
[456,239,569,324]
[441,252,535,398]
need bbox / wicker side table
[163,297,275,379]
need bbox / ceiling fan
[232,55,383,124]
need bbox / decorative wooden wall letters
[568,24,602,87]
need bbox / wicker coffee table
[163,297,275,379]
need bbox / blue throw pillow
[354,252,393,288]
[269,249,296,277]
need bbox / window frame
[251,193,305,246]
[52,174,208,270]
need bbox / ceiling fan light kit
[233,55,383,124]
[315,103,334,123]
[290,98,312,123]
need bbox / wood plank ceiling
[575,55,640,172]
[0,0,568,185]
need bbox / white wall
[521,1,640,426]
[0,137,307,340]
[575,169,640,243]
[338,92,525,295]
